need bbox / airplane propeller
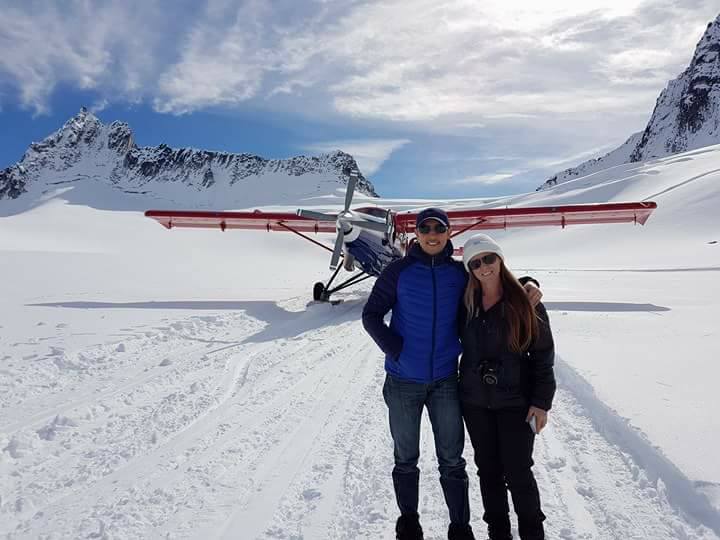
[328,172,358,269]
[296,170,386,270]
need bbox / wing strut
[449,218,488,239]
[275,222,335,254]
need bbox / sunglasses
[417,223,448,234]
[468,253,499,270]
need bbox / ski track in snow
[1,298,718,540]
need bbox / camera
[481,364,498,385]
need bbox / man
[362,208,541,540]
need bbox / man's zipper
[430,256,437,381]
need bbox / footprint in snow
[565,431,582,442]
[546,456,567,470]
[302,488,322,501]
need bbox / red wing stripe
[144,210,337,233]
[146,202,657,234]
[394,202,657,233]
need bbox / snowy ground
[1,145,720,538]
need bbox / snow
[1,143,720,539]
[537,15,720,191]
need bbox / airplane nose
[336,216,353,234]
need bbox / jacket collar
[474,288,505,316]
[409,239,455,266]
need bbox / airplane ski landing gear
[343,253,356,272]
[312,264,374,303]
[313,282,327,302]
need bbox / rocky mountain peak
[0,109,378,206]
[538,13,720,191]
[107,120,135,153]
[678,19,720,127]
[22,108,99,158]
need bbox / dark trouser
[462,404,545,540]
[383,374,470,526]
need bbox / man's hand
[526,406,548,434]
[523,281,543,307]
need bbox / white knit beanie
[462,233,504,271]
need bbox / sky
[0,0,719,198]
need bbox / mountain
[0,108,377,209]
[537,13,720,191]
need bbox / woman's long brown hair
[464,261,539,353]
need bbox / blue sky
[1,0,718,198]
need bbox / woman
[459,233,556,540]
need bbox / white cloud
[1,0,717,124]
[311,0,718,122]
[154,0,272,113]
[452,173,517,185]
[448,141,620,187]
[304,139,411,176]
[89,99,109,114]
[525,143,620,170]
[0,1,167,114]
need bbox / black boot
[487,521,513,540]
[517,516,544,540]
[396,512,424,540]
[448,522,476,540]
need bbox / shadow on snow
[27,298,366,344]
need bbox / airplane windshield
[356,207,389,219]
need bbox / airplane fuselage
[343,226,403,277]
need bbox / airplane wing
[144,210,337,233]
[393,202,657,235]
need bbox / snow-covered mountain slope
[0,108,377,214]
[538,13,720,191]
[484,144,720,270]
[1,145,719,538]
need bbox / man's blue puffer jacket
[362,241,467,383]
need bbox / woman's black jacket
[458,297,556,411]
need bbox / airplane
[145,170,657,302]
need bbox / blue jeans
[382,373,470,525]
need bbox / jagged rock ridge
[538,13,720,190]
[0,108,378,204]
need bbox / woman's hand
[526,406,548,434]
[523,282,543,307]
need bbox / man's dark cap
[416,207,450,228]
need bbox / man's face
[416,219,451,257]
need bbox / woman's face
[469,252,501,284]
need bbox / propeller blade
[344,171,357,213]
[297,209,337,221]
[329,229,345,270]
[347,219,388,232]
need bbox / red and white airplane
[146,171,657,301]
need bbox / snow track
[1,298,717,539]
